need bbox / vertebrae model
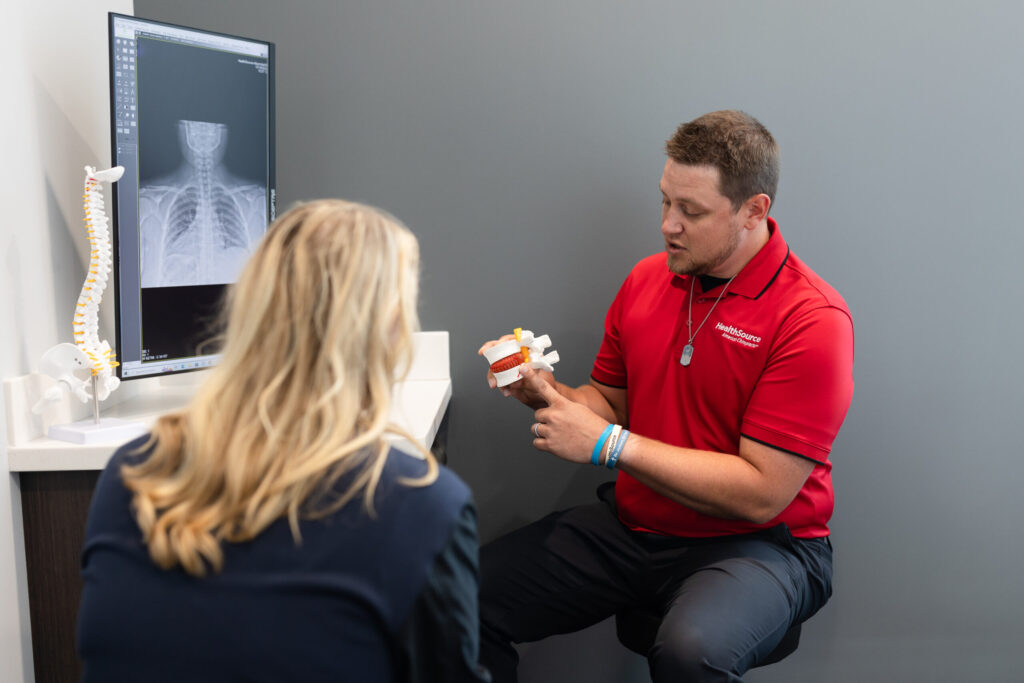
[139,120,266,287]
[74,165,123,400]
[483,328,561,387]
[32,166,124,413]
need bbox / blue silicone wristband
[591,424,614,465]
[606,429,629,469]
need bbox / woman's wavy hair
[121,199,436,576]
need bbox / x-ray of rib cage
[139,120,267,288]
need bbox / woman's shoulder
[106,434,155,469]
[379,447,473,512]
[384,447,470,493]
[91,434,152,497]
[83,435,155,544]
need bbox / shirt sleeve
[591,274,630,388]
[400,502,491,683]
[741,305,855,462]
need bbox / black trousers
[479,485,833,683]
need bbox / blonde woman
[77,200,489,682]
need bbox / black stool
[615,607,801,666]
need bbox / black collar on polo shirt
[697,274,730,293]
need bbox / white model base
[48,417,148,445]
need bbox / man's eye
[682,208,702,218]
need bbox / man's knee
[649,620,738,682]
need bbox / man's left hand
[523,367,611,465]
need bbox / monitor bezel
[107,12,276,381]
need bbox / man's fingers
[477,334,518,355]
[521,367,561,404]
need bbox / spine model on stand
[32,165,126,414]
[75,165,124,401]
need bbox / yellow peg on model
[513,327,531,363]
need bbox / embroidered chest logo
[715,322,762,350]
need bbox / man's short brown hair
[665,110,779,211]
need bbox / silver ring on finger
[532,423,541,438]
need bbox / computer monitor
[108,13,275,380]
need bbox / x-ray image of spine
[139,120,266,288]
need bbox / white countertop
[5,332,452,472]
[6,379,450,472]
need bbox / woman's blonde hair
[121,199,437,576]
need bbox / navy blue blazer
[77,437,489,682]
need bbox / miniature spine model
[483,327,561,387]
[74,165,124,401]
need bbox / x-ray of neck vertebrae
[139,120,267,288]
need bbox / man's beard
[666,223,741,276]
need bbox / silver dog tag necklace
[681,274,736,366]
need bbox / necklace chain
[682,275,736,366]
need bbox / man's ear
[742,194,771,229]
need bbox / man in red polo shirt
[478,110,854,682]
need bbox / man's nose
[662,211,681,235]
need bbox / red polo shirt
[591,219,854,538]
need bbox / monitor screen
[108,13,275,380]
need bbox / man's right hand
[478,335,558,409]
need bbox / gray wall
[134,2,1024,680]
